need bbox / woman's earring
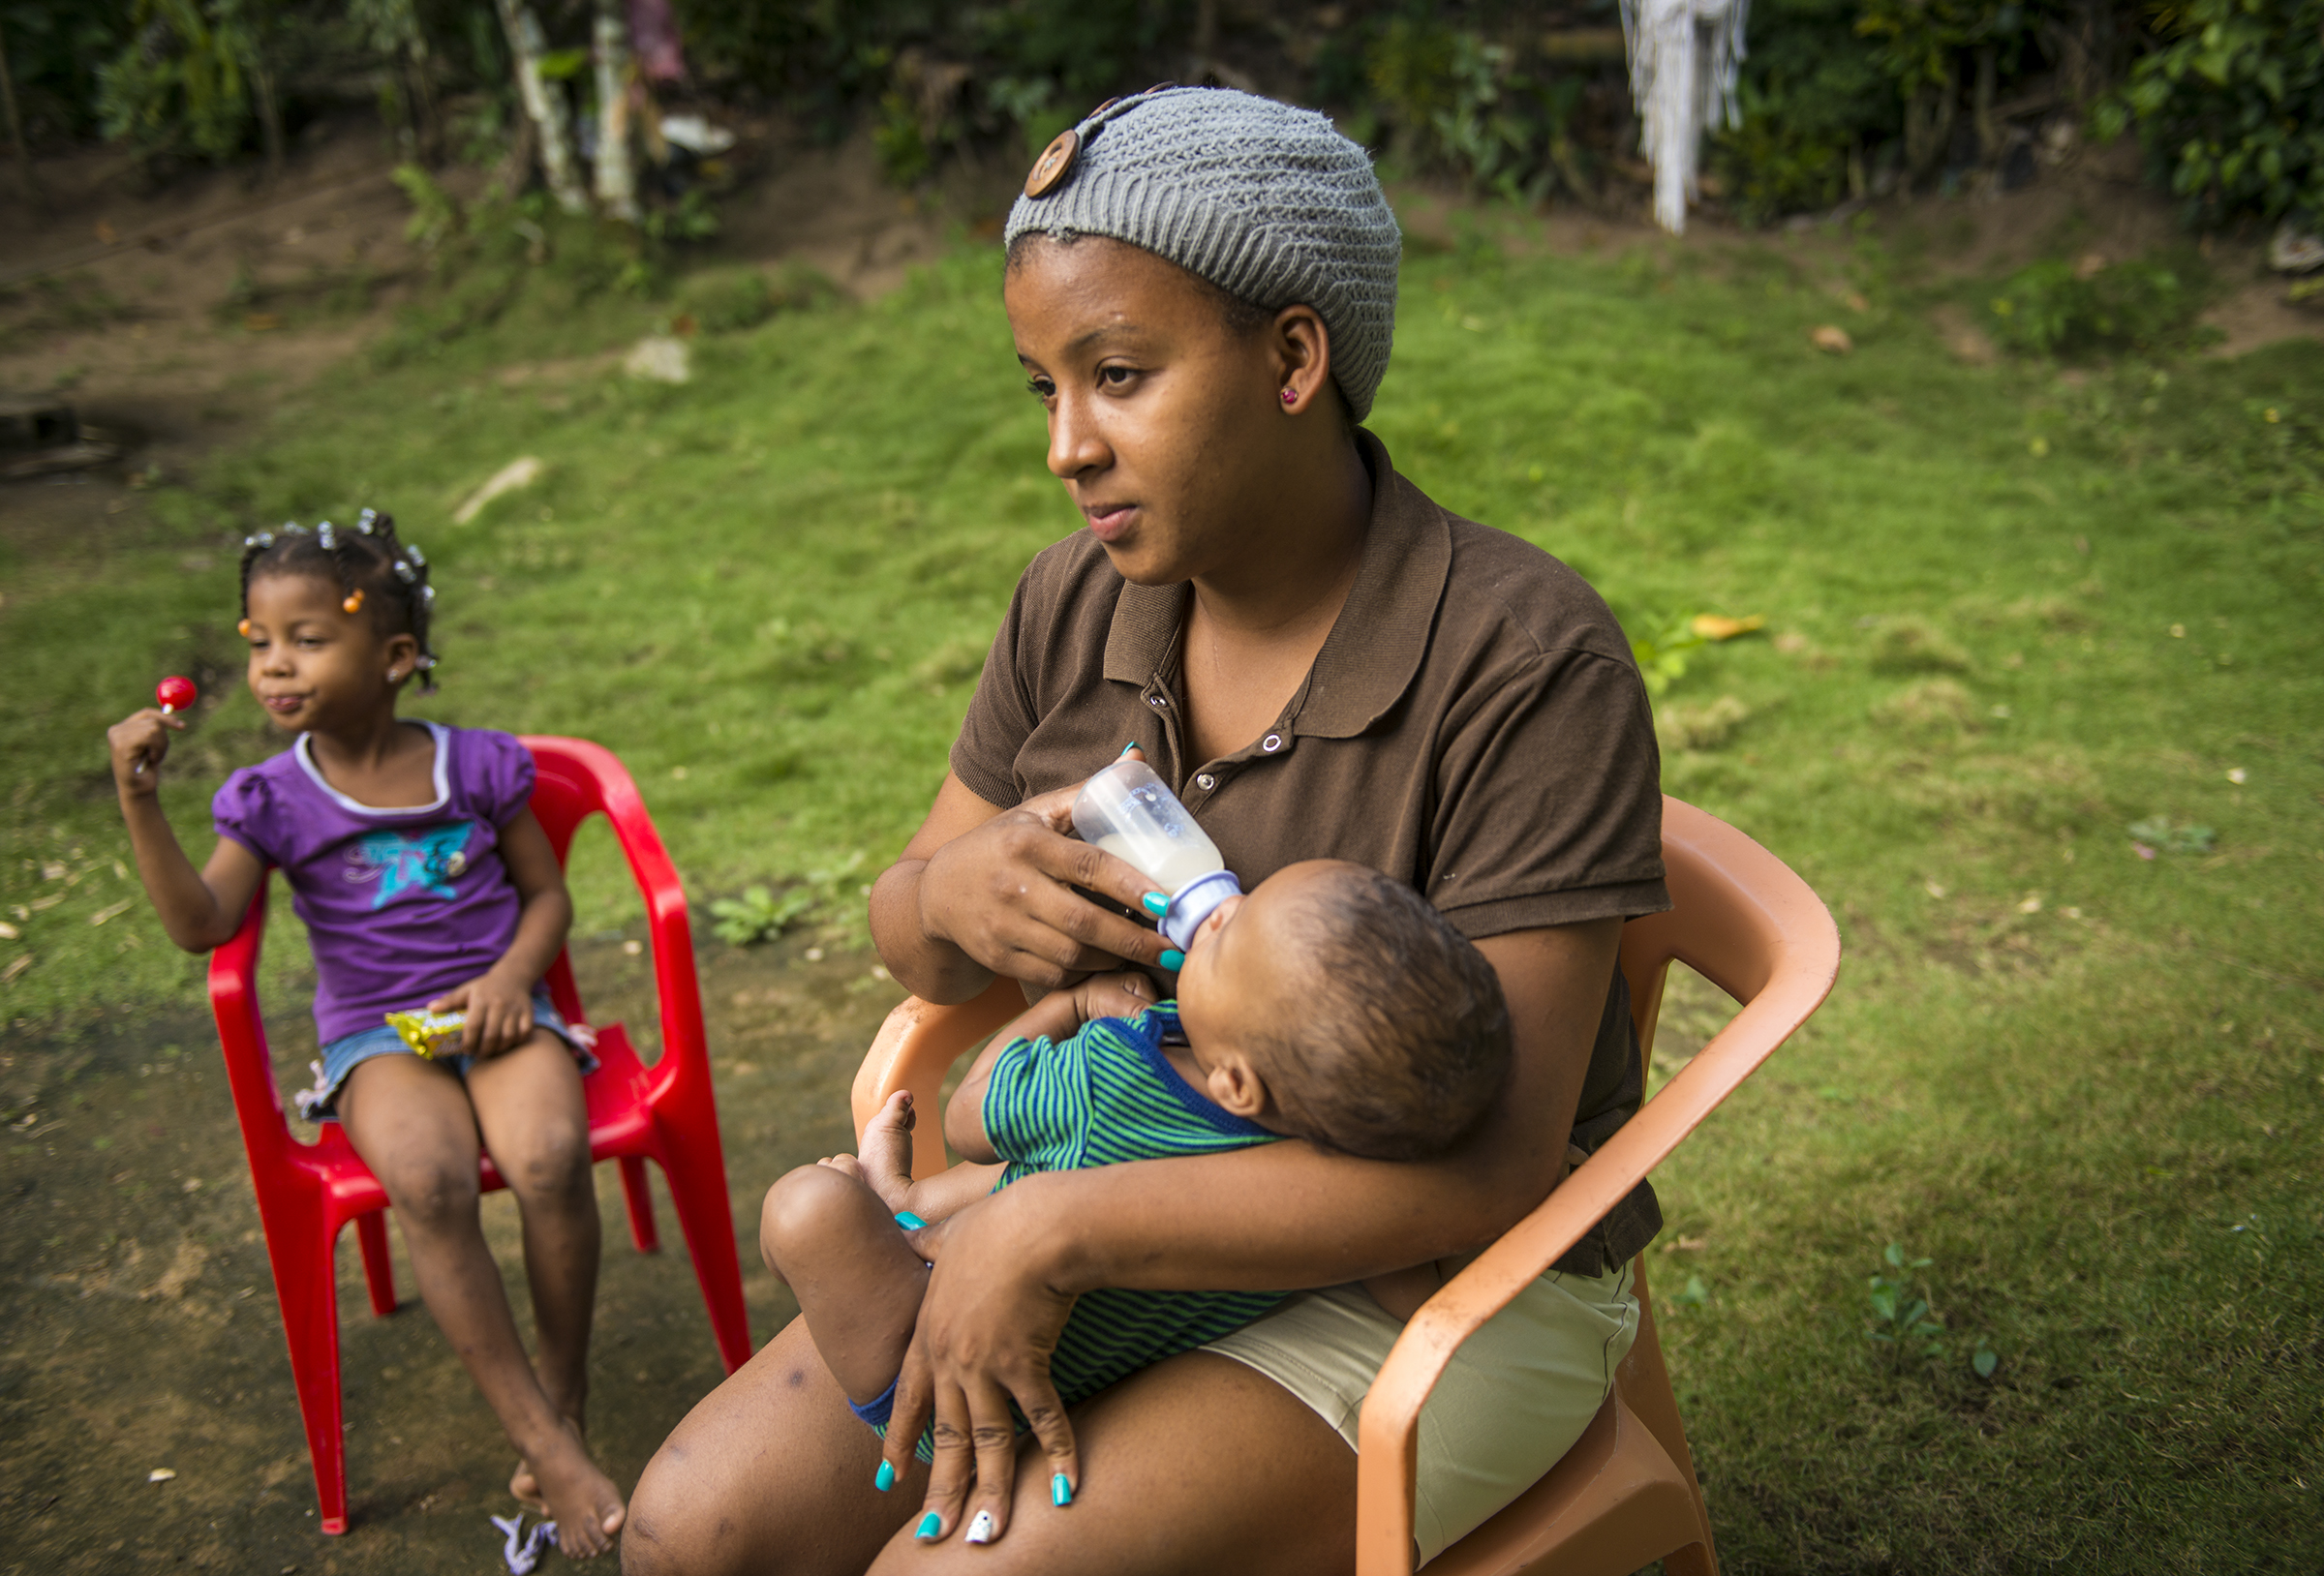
[1280,387,1298,406]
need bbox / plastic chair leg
[649,1143,753,1375]
[268,1214,352,1534]
[355,1210,396,1318]
[619,1154,658,1253]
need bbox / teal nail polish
[1141,892,1170,917]
[1158,949,1184,971]
[1052,1473,1073,1507]
[915,1512,943,1541]
[1120,742,1139,755]
[895,1211,927,1230]
[874,1460,896,1492]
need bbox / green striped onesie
[852,1003,1287,1458]
[982,1002,1287,1404]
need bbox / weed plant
[3,224,2320,1570]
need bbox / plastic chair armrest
[1353,955,1837,1576]
[852,981,1024,1180]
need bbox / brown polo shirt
[952,432,1669,1272]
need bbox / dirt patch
[0,931,904,1572]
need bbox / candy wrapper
[385,1009,466,1058]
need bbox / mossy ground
[4,216,2319,1570]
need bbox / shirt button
[1194,773,1216,791]
[1261,733,1283,752]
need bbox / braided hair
[236,509,441,691]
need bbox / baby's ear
[1206,1055,1270,1121]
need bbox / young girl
[107,513,627,1559]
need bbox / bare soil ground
[2,109,2318,1572]
[2,930,903,1573]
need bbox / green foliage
[708,883,815,945]
[1713,0,1900,222]
[391,163,460,251]
[1986,257,2205,357]
[708,853,869,946]
[1630,615,1710,698]
[1363,16,1589,201]
[671,261,837,334]
[2098,0,2324,227]
[97,0,256,164]
[2127,814,2217,853]
[0,0,136,144]
[1865,1242,1945,1361]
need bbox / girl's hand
[913,778,1174,991]
[107,709,186,796]
[427,969,536,1057]
[880,1180,1082,1550]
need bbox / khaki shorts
[1201,1259,1639,1563]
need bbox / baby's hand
[1070,969,1158,1024]
[427,969,535,1057]
[107,709,186,795]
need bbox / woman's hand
[107,708,186,796]
[428,967,536,1057]
[880,1179,1084,1549]
[908,775,1177,993]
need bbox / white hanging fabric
[1620,0,1750,233]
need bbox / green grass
[5,221,2321,1569]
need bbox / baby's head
[1175,860,1511,1163]
[236,512,442,724]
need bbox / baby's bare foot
[527,1422,625,1559]
[854,1091,917,1211]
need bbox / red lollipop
[156,676,198,715]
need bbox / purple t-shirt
[213,723,535,1046]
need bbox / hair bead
[393,560,416,583]
[342,589,365,614]
[237,618,252,636]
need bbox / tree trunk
[592,0,638,222]
[494,0,589,214]
[1904,77,1957,180]
[251,52,285,187]
[1972,45,1999,164]
[0,19,41,208]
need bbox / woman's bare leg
[623,1315,929,1576]
[866,1350,1357,1576]
[624,1337,1354,1576]
[337,1048,622,1560]
[466,1032,625,1550]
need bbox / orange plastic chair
[850,797,1839,1575]
[207,735,754,1534]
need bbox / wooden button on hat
[1024,129,1078,197]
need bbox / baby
[759,858,1512,1511]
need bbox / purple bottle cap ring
[1160,869,1241,952]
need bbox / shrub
[2097,0,2324,228]
[1986,257,2204,357]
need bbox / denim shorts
[293,990,599,1122]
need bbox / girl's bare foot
[510,1409,587,1511]
[524,1420,626,1558]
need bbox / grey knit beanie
[1003,86,1401,421]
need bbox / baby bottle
[1071,759,1241,954]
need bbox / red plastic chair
[206,735,754,1534]
[851,797,1840,1575]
